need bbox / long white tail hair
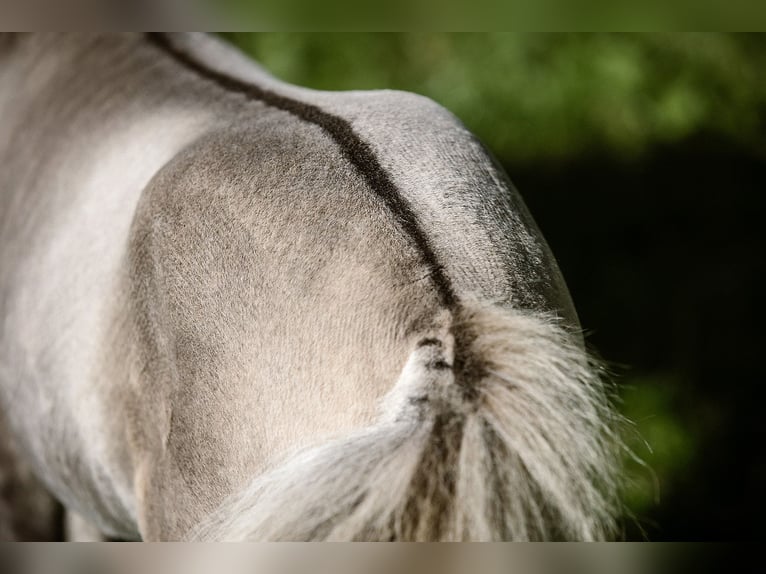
[187,301,622,541]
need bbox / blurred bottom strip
[0,542,733,574]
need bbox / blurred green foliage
[620,374,695,524]
[226,33,766,161]
[214,1,766,34]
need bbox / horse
[0,33,621,541]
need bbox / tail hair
[187,301,622,541]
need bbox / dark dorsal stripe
[146,33,458,310]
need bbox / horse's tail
[187,301,622,541]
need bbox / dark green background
[226,33,765,541]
